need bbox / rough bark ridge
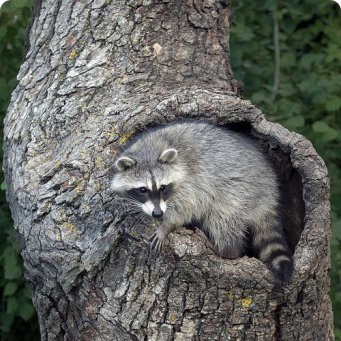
[4,0,332,340]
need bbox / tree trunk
[4,0,333,340]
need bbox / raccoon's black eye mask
[159,183,173,199]
[127,187,149,203]
[126,184,173,203]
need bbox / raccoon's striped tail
[253,220,293,283]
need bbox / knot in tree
[3,0,332,340]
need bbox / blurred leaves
[0,0,39,339]
[3,247,22,280]
[231,0,341,337]
[3,282,18,297]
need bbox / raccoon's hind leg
[217,236,246,259]
[201,219,247,259]
[252,214,293,283]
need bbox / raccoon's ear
[115,156,136,171]
[159,148,178,164]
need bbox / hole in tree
[120,118,306,255]
[226,120,305,253]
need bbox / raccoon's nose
[152,209,163,218]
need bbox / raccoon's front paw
[148,230,166,253]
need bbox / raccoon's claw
[148,232,164,253]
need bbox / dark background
[0,0,340,339]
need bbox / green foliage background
[0,0,340,339]
[0,0,40,339]
[230,0,341,338]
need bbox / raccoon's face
[111,148,184,218]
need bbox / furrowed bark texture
[4,0,332,340]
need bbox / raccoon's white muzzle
[142,199,167,218]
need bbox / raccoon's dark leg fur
[218,237,246,259]
[252,215,293,283]
[201,218,247,259]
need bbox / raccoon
[111,121,293,283]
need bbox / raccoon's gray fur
[111,121,293,282]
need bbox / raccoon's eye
[139,187,147,193]
[159,183,173,199]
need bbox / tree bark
[4,0,333,340]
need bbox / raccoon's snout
[152,209,163,219]
[141,200,166,218]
